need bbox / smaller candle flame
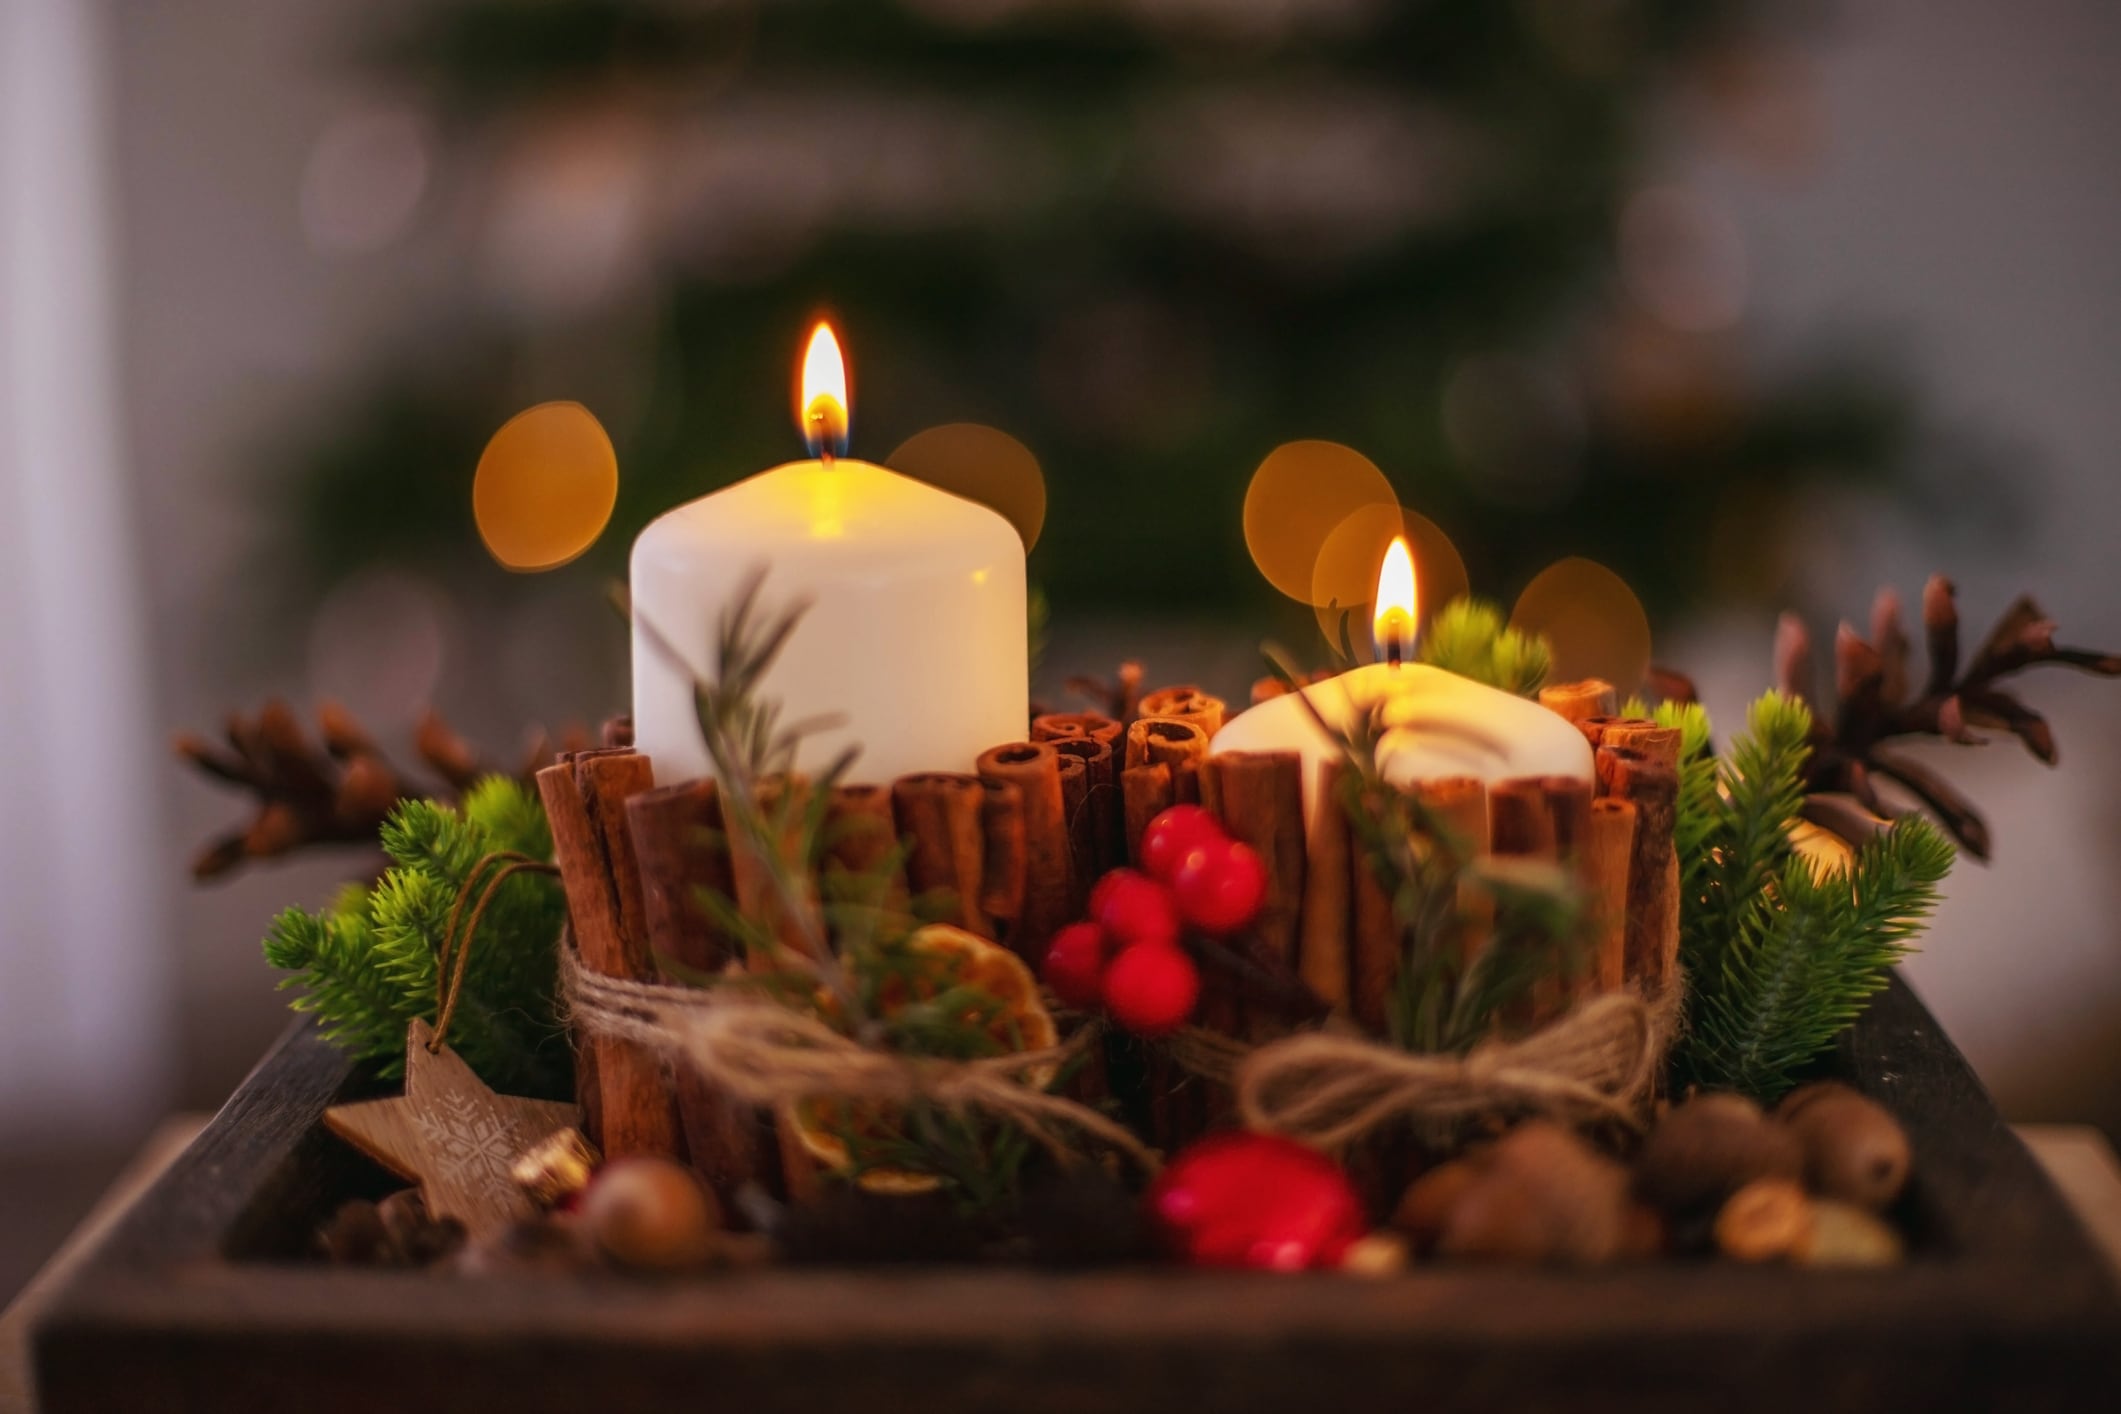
[799,321,850,459]
[1372,536,1418,665]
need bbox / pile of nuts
[1392,1082,1911,1266]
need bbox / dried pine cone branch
[1791,575,2121,860]
[176,702,603,882]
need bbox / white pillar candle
[1211,662,1593,818]
[1212,534,1591,814]
[629,326,1027,785]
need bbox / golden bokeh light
[886,423,1049,550]
[1243,440,1396,602]
[1309,502,1470,661]
[1510,557,1653,692]
[472,401,618,572]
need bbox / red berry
[1088,868,1181,952]
[1171,839,1268,935]
[1146,1133,1366,1270]
[1102,943,1200,1037]
[1040,922,1110,1010]
[1138,804,1226,883]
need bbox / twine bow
[561,950,1159,1175]
[1216,991,1669,1153]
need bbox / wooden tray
[31,975,2120,1413]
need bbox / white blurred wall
[0,0,166,1143]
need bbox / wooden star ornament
[324,1019,578,1241]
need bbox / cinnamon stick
[1122,763,1174,863]
[1031,712,1124,755]
[625,778,766,1200]
[1601,720,1683,772]
[713,774,827,1202]
[1539,678,1618,726]
[722,776,821,959]
[1582,798,1638,996]
[1050,738,1116,892]
[1298,759,1353,1013]
[1055,751,1091,911]
[825,783,910,919]
[1415,776,1489,859]
[1575,716,1624,751]
[892,773,991,937]
[1125,716,1209,772]
[1138,685,1227,739]
[977,779,1026,935]
[1207,751,1307,972]
[1541,776,1595,860]
[537,749,682,1162]
[1489,778,1558,860]
[1349,777,1401,1036]
[976,742,1072,961]
[1595,745,1680,995]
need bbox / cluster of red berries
[1039,805,1268,1038]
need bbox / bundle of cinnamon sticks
[535,716,1140,1193]
[1190,677,1680,1044]
[533,676,1678,1192]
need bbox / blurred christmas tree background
[254,0,2000,668]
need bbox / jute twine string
[1169,989,1677,1153]
[560,950,1160,1175]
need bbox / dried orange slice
[790,924,1057,1193]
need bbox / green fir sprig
[1417,599,1552,697]
[1670,692,1956,1097]
[262,777,570,1094]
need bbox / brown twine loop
[1228,990,1674,1153]
[430,851,560,1053]
[559,950,1160,1176]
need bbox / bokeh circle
[472,401,619,572]
[1309,503,1470,663]
[1243,440,1397,602]
[1509,557,1652,692]
[886,423,1048,549]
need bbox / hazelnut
[581,1157,722,1272]
[1714,1178,1815,1263]
[1437,1122,1629,1265]
[1391,1158,1485,1253]
[1636,1092,1803,1212]
[1777,1087,1911,1211]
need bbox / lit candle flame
[1372,535,1418,665]
[799,320,850,459]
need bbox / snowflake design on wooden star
[325,1018,578,1241]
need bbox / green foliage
[1671,693,1956,1097]
[1680,820,1955,1098]
[262,778,570,1094]
[1417,598,1552,697]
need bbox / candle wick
[1385,641,1404,668]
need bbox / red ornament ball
[1089,868,1181,952]
[1171,839,1268,935]
[1101,942,1200,1037]
[1040,921,1109,1010]
[1138,804,1226,883]
[1146,1133,1366,1271]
